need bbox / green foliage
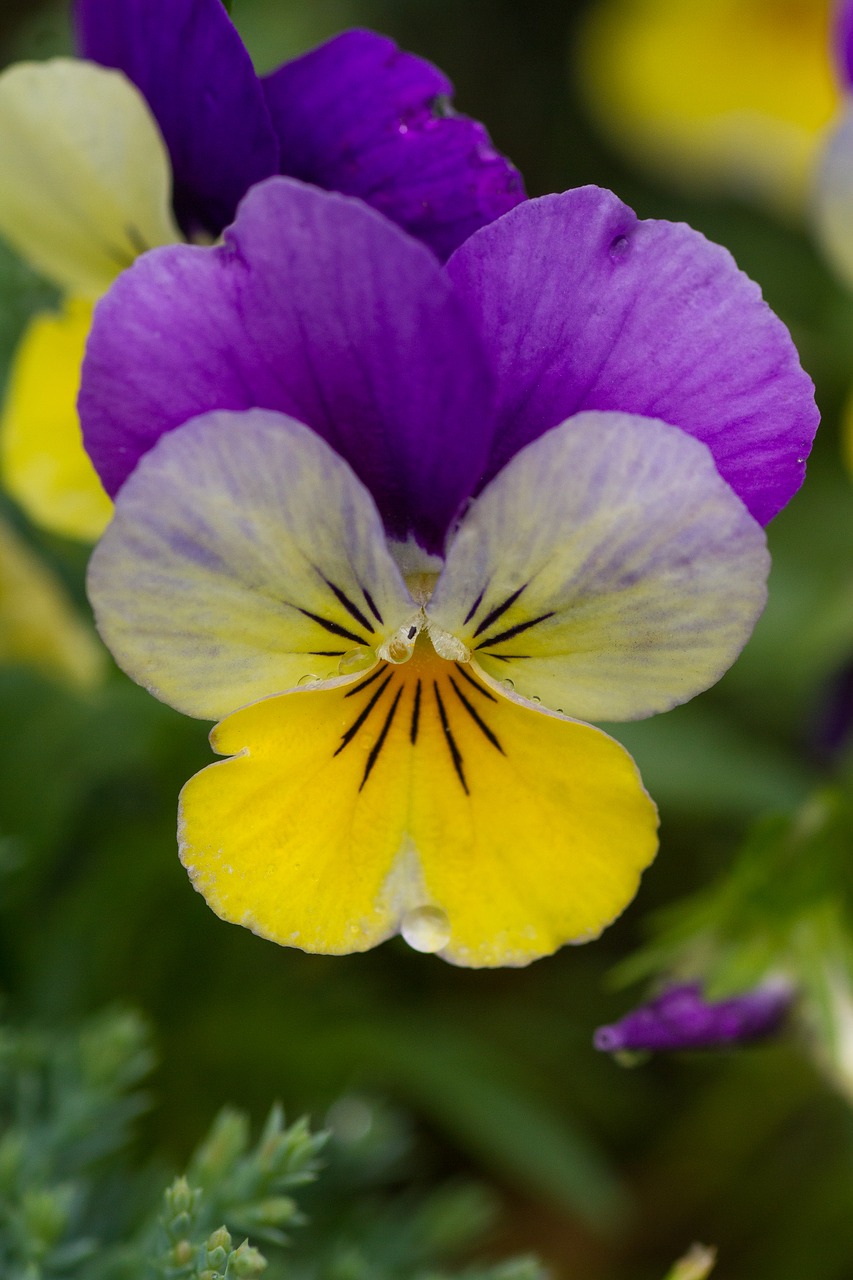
[614,786,853,1101]
[0,1010,547,1280]
[6,3,853,1279]
[0,1009,153,1279]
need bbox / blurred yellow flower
[577,0,838,215]
[0,516,104,688]
[0,59,182,542]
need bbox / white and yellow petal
[0,515,104,688]
[87,410,419,720]
[427,412,770,722]
[180,644,658,966]
[0,58,181,296]
[1,298,112,542]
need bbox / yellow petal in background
[1,298,113,543]
[577,0,838,215]
[0,516,104,689]
[0,58,181,297]
[180,644,658,967]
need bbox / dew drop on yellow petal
[338,648,376,676]
[401,905,452,953]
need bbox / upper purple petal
[74,0,279,238]
[263,29,525,262]
[835,0,853,87]
[446,188,819,525]
[80,178,497,553]
[594,982,792,1053]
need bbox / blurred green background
[3,1,853,1277]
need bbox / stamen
[377,614,423,663]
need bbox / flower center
[376,611,470,666]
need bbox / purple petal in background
[447,187,819,525]
[263,29,525,261]
[835,0,853,88]
[594,981,793,1053]
[74,0,278,237]
[80,178,496,552]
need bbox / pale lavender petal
[74,0,278,237]
[447,187,819,524]
[594,982,793,1053]
[428,412,769,723]
[80,178,496,552]
[263,29,525,261]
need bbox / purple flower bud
[594,981,793,1054]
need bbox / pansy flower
[81,178,817,967]
[594,981,793,1054]
[0,0,523,542]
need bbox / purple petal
[836,0,853,87]
[447,188,819,525]
[594,981,793,1053]
[263,29,525,261]
[74,0,278,237]
[80,178,496,552]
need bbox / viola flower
[0,0,523,542]
[578,0,837,216]
[81,178,817,966]
[594,980,794,1053]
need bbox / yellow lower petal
[179,644,658,967]
[1,299,113,542]
[0,516,105,688]
[578,0,838,215]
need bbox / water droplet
[502,678,515,691]
[385,636,413,662]
[401,905,451,954]
[609,234,629,259]
[378,619,420,664]
[338,648,375,676]
[297,673,321,687]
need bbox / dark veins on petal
[334,661,504,794]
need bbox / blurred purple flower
[74,0,525,254]
[594,981,793,1053]
[835,0,853,86]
